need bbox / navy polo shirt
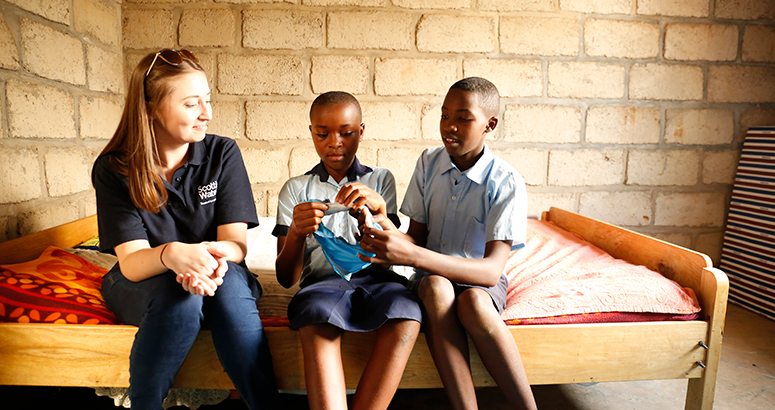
[92,134,258,253]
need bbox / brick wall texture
[1,0,775,266]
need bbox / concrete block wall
[1,0,774,266]
[0,0,123,241]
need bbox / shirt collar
[442,144,494,186]
[186,138,208,166]
[305,157,372,182]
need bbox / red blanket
[502,220,701,323]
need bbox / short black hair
[310,91,362,120]
[449,77,500,116]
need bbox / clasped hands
[167,241,231,297]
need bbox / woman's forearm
[115,241,170,282]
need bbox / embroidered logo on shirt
[198,181,217,205]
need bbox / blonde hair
[98,52,204,213]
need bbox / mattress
[720,126,775,321]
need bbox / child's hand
[336,182,387,217]
[290,201,328,237]
[358,211,396,232]
[359,225,418,266]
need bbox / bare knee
[380,319,421,349]
[456,288,499,334]
[299,323,343,345]
[417,275,456,308]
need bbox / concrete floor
[3,304,773,409]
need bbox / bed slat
[0,322,709,390]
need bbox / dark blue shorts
[414,273,508,314]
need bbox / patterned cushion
[0,246,118,324]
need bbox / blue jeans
[102,261,279,410]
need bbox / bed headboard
[544,207,712,283]
[0,215,99,265]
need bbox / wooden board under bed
[0,208,728,410]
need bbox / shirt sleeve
[399,149,429,225]
[376,169,401,228]
[213,138,259,229]
[485,172,527,250]
[91,156,149,253]
[272,178,297,237]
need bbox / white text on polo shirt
[198,181,218,202]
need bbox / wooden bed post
[684,266,729,410]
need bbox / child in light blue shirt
[273,91,422,410]
[359,77,537,410]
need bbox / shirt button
[339,223,345,228]
[451,196,457,201]
[175,177,181,182]
[442,240,447,245]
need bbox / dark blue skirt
[288,268,422,332]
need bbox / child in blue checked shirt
[273,91,422,410]
[359,77,538,410]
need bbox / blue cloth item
[272,158,400,285]
[312,201,382,281]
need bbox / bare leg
[351,319,421,410]
[457,288,537,410]
[417,275,478,410]
[299,324,348,410]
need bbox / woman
[92,49,279,410]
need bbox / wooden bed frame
[0,207,728,410]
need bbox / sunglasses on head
[145,49,199,77]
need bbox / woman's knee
[217,262,259,297]
[148,290,204,322]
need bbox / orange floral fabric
[0,246,119,325]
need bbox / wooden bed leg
[685,376,715,410]
[684,267,728,410]
[684,339,722,410]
